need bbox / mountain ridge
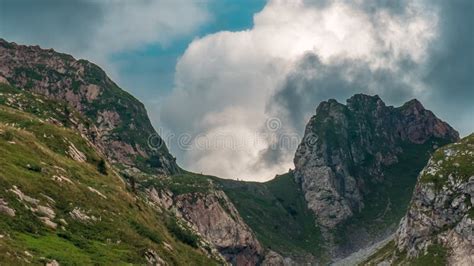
[0,39,270,265]
[0,38,178,175]
[0,82,220,265]
[294,93,459,257]
[0,38,469,265]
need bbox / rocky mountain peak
[0,39,178,175]
[398,99,459,144]
[294,94,459,255]
[314,98,346,120]
[346,93,385,110]
[401,98,424,110]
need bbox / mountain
[138,171,267,265]
[0,39,178,175]
[364,134,474,265]
[215,95,459,263]
[0,82,218,264]
[294,94,459,256]
[0,39,272,265]
[0,39,465,265]
[217,172,325,263]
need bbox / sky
[0,0,473,181]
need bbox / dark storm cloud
[268,0,473,138]
[268,53,417,134]
[423,0,474,135]
[261,53,417,167]
[260,0,473,169]
[306,0,410,15]
[356,0,410,15]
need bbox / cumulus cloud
[161,0,441,181]
[2,0,470,181]
[0,0,210,76]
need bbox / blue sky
[110,0,267,101]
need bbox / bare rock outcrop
[394,134,474,264]
[262,250,294,266]
[69,207,96,222]
[149,188,264,265]
[365,134,473,265]
[145,249,167,266]
[293,94,459,257]
[0,198,15,217]
[0,38,178,175]
[294,95,459,229]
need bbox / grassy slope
[363,135,474,265]
[135,116,453,262]
[420,134,474,190]
[333,140,446,246]
[137,170,326,261]
[362,240,448,266]
[213,141,443,261]
[216,173,327,262]
[0,82,455,264]
[0,85,217,265]
[141,170,218,196]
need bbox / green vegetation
[334,139,449,246]
[0,83,89,129]
[146,170,326,261]
[166,217,199,248]
[420,134,474,190]
[3,48,175,175]
[0,90,217,264]
[143,171,216,195]
[361,240,399,265]
[97,159,108,175]
[363,135,473,266]
[216,172,326,262]
[363,241,448,266]
[409,243,448,265]
[130,220,163,245]
[14,67,42,80]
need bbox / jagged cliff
[217,173,324,264]
[294,94,459,256]
[147,185,265,265]
[139,172,292,265]
[0,39,178,175]
[364,134,474,265]
[0,39,267,265]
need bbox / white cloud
[162,0,439,181]
[86,0,211,78]
[90,0,210,56]
[0,0,211,79]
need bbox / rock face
[149,189,264,265]
[395,134,474,264]
[0,198,15,217]
[0,39,178,175]
[294,94,459,230]
[261,250,293,266]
